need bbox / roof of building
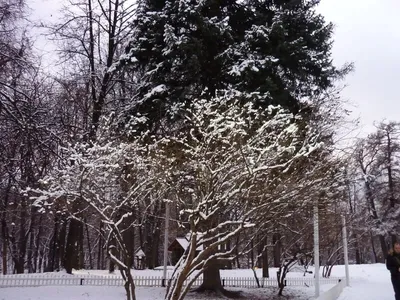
[135,248,146,257]
[168,235,203,251]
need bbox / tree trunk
[235,234,240,269]
[144,212,162,269]
[109,237,116,273]
[1,219,8,275]
[27,209,38,273]
[33,215,43,272]
[364,179,388,262]
[225,239,232,269]
[151,228,160,268]
[370,231,378,263]
[64,218,81,274]
[97,221,103,269]
[38,248,44,273]
[27,230,34,273]
[78,221,84,269]
[47,215,59,272]
[122,229,135,269]
[1,180,11,275]
[15,201,30,274]
[122,267,136,300]
[273,233,281,268]
[109,259,116,273]
[354,236,361,264]
[250,239,254,269]
[58,219,67,271]
[85,221,93,269]
[262,239,269,278]
[277,256,296,296]
[386,131,397,245]
[201,261,221,290]
[195,259,240,298]
[378,234,388,262]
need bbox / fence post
[222,279,225,287]
[80,278,84,286]
[284,279,287,286]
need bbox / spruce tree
[120,0,349,134]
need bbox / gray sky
[29,0,400,136]
[318,0,400,136]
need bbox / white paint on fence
[0,275,344,289]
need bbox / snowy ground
[0,264,394,300]
[333,264,394,300]
[0,285,319,300]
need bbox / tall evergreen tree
[119,0,350,134]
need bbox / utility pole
[342,215,350,286]
[163,200,170,287]
[314,199,320,298]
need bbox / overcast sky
[318,0,400,136]
[29,0,400,137]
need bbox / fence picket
[0,274,344,289]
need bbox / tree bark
[195,259,240,298]
[27,230,34,273]
[250,239,254,269]
[370,231,378,263]
[47,215,58,272]
[1,220,8,275]
[273,233,281,268]
[378,234,388,262]
[354,236,361,264]
[200,261,221,290]
[64,218,81,274]
[386,130,397,245]
[262,238,269,278]
[78,221,85,269]
[58,219,67,271]
[33,217,42,273]
[225,239,232,269]
[15,199,30,274]
[97,221,104,269]
[364,179,387,262]
[85,220,93,269]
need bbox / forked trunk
[121,268,136,300]
[195,260,240,298]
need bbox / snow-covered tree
[351,121,400,261]
[29,131,167,300]
[39,0,139,271]
[118,0,351,134]
[0,0,62,274]
[116,1,352,293]
[43,0,137,139]
[161,89,331,300]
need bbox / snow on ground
[1,264,394,300]
[0,285,317,300]
[332,264,395,300]
[0,286,155,300]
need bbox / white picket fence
[0,275,343,288]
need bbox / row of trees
[1,0,399,299]
[348,121,400,263]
